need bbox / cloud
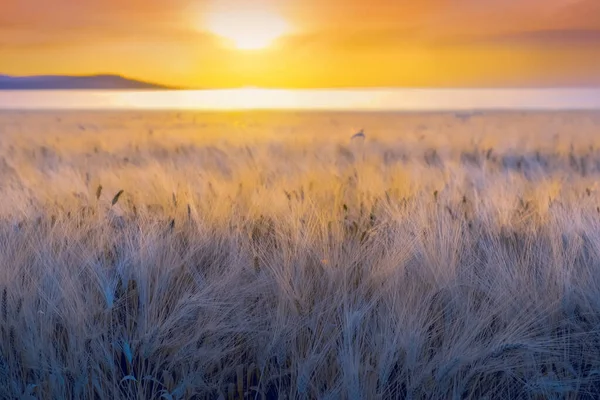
[0,0,190,36]
[438,29,600,48]
[549,0,600,29]
[0,0,206,50]
[279,27,429,53]
[2,0,598,49]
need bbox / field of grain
[1,110,600,399]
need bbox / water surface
[1,88,600,111]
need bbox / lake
[1,88,600,111]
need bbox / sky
[1,0,600,88]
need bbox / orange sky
[1,0,600,88]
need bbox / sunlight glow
[205,9,290,50]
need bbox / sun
[205,9,290,50]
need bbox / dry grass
[1,110,600,399]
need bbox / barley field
[1,110,600,399]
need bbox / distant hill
[0,74,173,90]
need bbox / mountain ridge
[0,74,174,90]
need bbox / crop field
[1,111,600,399]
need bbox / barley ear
[111,190,124,206]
